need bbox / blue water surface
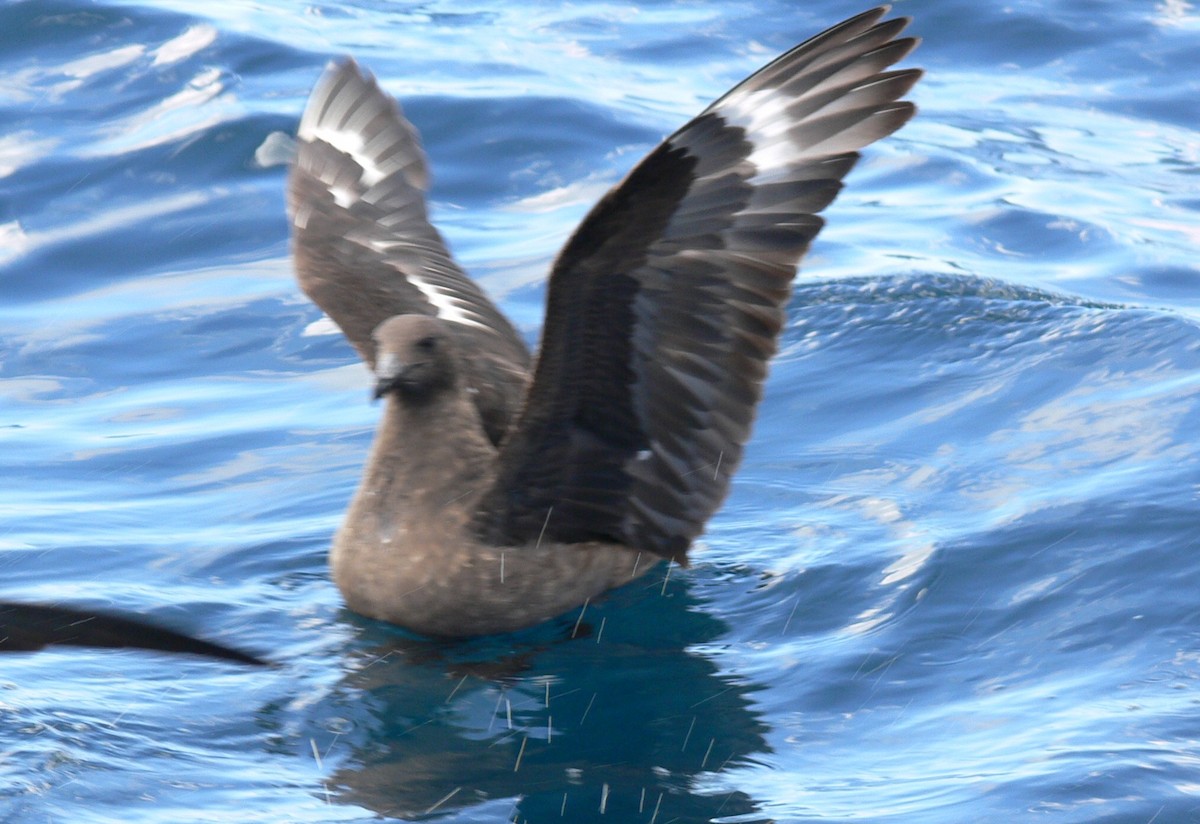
[3,0,1200,821]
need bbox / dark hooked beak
[372,374,399,402]
[372,358,409,402]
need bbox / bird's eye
[416,336,437,352]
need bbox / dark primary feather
[474,7,921,562]
[0,602,266,665]
[289,60,530,443]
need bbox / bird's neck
[363,388,497,506]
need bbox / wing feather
[289,60,530,442]
[474,8,921,560]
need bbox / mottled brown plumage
[289,7,921,637]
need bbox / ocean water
[2,0,1200,821]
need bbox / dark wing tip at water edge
[0,602,268,666]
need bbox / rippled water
[3,1,1200,822]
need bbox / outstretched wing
[474,7,921,562]
[289,60,530,443]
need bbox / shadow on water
[316,568,772,823]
